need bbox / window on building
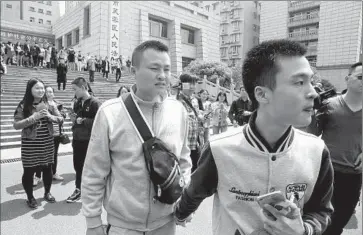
[232,21,240,30]
[221,24,228,34]
[205,5,210,11]
[181,28,195,44]
[30,17,35,22]
[182,57,195,69]
[233,9,240,18]
[149,18,168,38]
[29,7,35,12]
[221,35,228,44]
[230,46,239,55]
[253,12,257,19]
[75,28,80,44]
[221,48,227,57]
[222,12,228,21]
[38,1,44,3]
[83,6,90,37]
[46,11,52,15]
[6,4,12,8]
[253,24,257,32]
[46,20,51,25]
[38,9,44,14]
[231,33,240,43]
[39,19,43,24]
[46,1,52,5]
[66,33,72,47]
[230,1,234,7]
[213,3,217,10]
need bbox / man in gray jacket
[81,40,192,235]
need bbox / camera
[313,88,337,110]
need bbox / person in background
[23,41,31,67]
[211,92,229,135]
[177,73,201,173]
[38,44,45,68]
[116,85,130,97]
[35,86,67,182]
[228,86,253,127]
[115,58,122,82]
[15,42,23,67]
[13,78,63,208]
[68,48,76,71]
[102,56,110,80]
[126,57,131,73]
[57,58,68,91]
[309,62,362,235]
[66,77,101,203]
[197,89,212,146]
[51,44,58,69]
[77,51,82,72]
[45,44,52,69]
[5,42,14,65]
[87,56,96,83]
[110,57,116,75]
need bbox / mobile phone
[256,191,286,209]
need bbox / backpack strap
[122,94,153,142]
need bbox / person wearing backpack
[81,40,191,235]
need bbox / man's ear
[254,86,271,105]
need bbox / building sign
[109,1,120,60]
[0,30,55,45]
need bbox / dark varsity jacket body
[176,111,334,235]
[72,96,101,141]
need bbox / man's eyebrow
[291,72,314,79]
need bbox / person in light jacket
[211,91,229,135]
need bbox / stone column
[170,19,182,75]
[139,9,149,43]
[196,29,209,61]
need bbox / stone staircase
[1,66,135,150]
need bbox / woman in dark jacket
[13,78,63,209]
[57,58,68,90]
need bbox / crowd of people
[11,39,362,235]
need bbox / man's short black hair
[348,62,362,75]
[179,73,198,84]
[131,40,169,68]
[242,39,307,109]
[71,77,88,88]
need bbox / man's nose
[307,84,319,99]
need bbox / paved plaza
[1,127,362,235]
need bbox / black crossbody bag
[122,94,185,204]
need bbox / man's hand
[174,200,193,227]
[261,202,305,235]
[354,153,362,171]
[86,226,105,235]
[76,117,84,124]
[69,113,77,123]
[175,213,193,227]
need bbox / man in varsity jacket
[175,39,334,235]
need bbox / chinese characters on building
[0,31,55,45]
[109,1,120,60]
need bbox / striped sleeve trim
[304,222,314,235]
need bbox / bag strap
[180,93,198,117]
[122,94,153,142]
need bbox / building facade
[52,1,221,75]
[260,1,362,91]
[202,1,261,67]
[0,1,59,45]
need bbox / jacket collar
[130,84,166,106]
[243,111,294,154]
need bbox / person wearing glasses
[310,62,362,235]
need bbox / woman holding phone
[197,89,212,146]
[211,92,229,135]
[13,78,63,209]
